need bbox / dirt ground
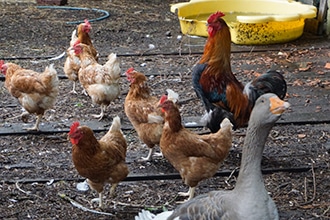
[0,0,329,219]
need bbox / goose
[135,93,290,220]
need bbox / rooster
[192,11,287,132]
[124,67,179,161]
[158,95,233,202]
[68,116,128,208]
[0,61,59,131]
[72,41,121,120]
[64,19,98,94]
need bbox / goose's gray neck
[235,121,274,188]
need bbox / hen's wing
[125,97,161,124]
[100,137,126,163]
[9,71,48,95]
[162,129,224,161]
[64,56,80,81]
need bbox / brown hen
[159,95,233,202]
[0,61,59,131]
[68,116,128,208]
[124,68,178,161]
[64,19,98,93]
[72,42,121,120]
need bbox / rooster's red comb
[69,121,80,134]
[207,11,225,23]
[126,67,135,74]
[159,95,168,104]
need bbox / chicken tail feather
[42,64,59,94]
[244,70,287,104]
[69,29,78,46]
[110,116,121,132]
[166,89,179,103]
[45,64,57,75]
[201,107,236,132]
[220,118,233,129]
[104,53,121,79]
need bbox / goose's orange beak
[269,97,290,115]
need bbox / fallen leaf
[298,49,309,55]
[325,63,330,69]
[298,62,313,71]
[292,79,304,86]
[253,72,262,77]
[306,78,321,87]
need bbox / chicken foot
[26,114,42,131]
[141,148,156,161]
[5,111,29,122]
[5,111,41,131]
[82,88,88,96]
[90,183,118,208]
[141,148,154,161]
[109,183,118,197]
[141,147,163,161]
[92,104,106,121]
[91,192,104,208]
[69,81,78,94]
[177,187,195,203]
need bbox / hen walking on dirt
[0,61,59,131]
[158,95,233,202]
[64,19,99,94]
[68,116,128,208]
[124,67,179,161]
[72,41,121,120]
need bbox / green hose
[37,5,110,24]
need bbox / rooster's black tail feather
[202,107,236,132]
[245,70,287,104]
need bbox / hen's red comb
[159,95,168,104]
[84,19,90,26]
[207,11,225,23]
[73,39,81,47]
[126,67,135,74]
[69,121,80,134]
[0,60,4,68]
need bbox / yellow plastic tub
[170,0,317,45]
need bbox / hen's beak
[269,97,290,115]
